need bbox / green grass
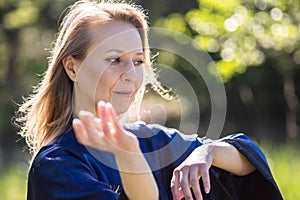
[263,143,300,200]
[0,164,27,200]
[0,143,299,199]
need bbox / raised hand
[72,101,140,155]
[73,101,158,200]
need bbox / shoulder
[124,121,200,141]
[32,127,88,166]
[29,129,97,186]
[28,128,122,199]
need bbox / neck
[72,84,97,117]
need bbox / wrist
[115,151,152,174]
[210,142,218,166]
[112,133,141,156]
[211,141,227,167]
[199,141,219,167]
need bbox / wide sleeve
[27,146,127,200]
[125,123,283,199]
[200,133,283,200]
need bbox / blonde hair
[16,0,164,155]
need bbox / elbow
[144,185,159,200]
[234,159,256,176]
[148,186,159,200]
[234,168,256,176]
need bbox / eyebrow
[106,49,144,55]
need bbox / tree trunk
[283,74,299,143]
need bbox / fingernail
[73,118,81,124]
[106,102,112,108]
[98,101,105,106]
[205,186,210,193]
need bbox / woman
[16,1,283,199]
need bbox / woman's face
[74,22,144,115]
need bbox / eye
[133,59,144,66]
[106,57,121,64]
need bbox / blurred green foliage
[156,0,300,82]
[154,0,300,142]
[4,4,38,29]
[0,0,75,170]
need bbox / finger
[180,167,193,200]
[96,100,105,119]
[179,188,184,199]
[73,118,88,144]
[200,165,211,194]
[78,110,98,139]
[105,103,117,135]
[170,170,180,200]
[93,117,104,136]
[105,103,117,134]
[96,101,105,129]
[189,165,203,200]
[73,118,83,143]
[98,101,111,136]
[98,102,118,148]
[96,101,106,135]
[93,117,102,128]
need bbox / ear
[62,55,80,82]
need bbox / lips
[113,91,133,97]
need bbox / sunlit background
[0,0,299,199]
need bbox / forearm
[211,141,256,176]
[115,151,159,200]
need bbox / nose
[121,60,137,82]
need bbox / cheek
[95,70,118,101]
[136,66,144,87]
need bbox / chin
[110,98,132,115]
[114,106,130,115]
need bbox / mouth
[113,91,133,97]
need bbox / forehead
[88,21,143,54]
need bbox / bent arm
[170,136,257,199]
[73,102,158,200]
[211,141,256,176]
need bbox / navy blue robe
[27,122,283,199]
